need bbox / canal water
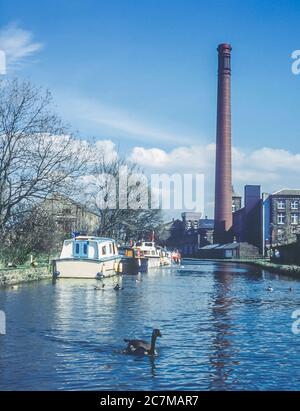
[0,260,300,391]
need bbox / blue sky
[1,0,300,216]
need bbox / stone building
[181,212,202,231]
[158,215,214,257]
[40,193,100,236]
[266,189,300,247]
[231,187,300,255]
[160,190,243,257]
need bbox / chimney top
[217,43,232,53]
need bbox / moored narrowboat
[53,236,122,279]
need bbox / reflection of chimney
[214,43,233,243]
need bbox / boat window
[112,243,116,254]
[145,242,153,247]
[109,243,113,254]
[75,243,80,254]
[102,245,107,255]
[83,244,88,255]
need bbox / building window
[291,200,299,210]
[232,203,236,213]
[277,213,286,225]
[277,200,285,210]
[193,221,198,230]
[291,226,297,234]
[291,213,299,225]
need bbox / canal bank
[184,258,300,278]
[0,265,51,287]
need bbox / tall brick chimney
[214,43,233,243]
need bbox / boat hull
[53,257,122,279]
[120,256,171,274]
[120,256,148,274]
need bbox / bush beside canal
[0,265,51,288]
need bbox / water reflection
[1,262,300,390]
[208,264,237,390]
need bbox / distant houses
[158,213,214,257]
[39,193,100,237]
[159,186,300,260]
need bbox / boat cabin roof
[69,236,116,243]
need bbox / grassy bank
[0,264,52,288]
[237,259,300,277]
[183,258,300,278]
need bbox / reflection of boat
[53,236,122,279]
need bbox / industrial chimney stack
[214,43,233,243]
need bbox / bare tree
[0,79,88,237]
[82,147,163,242]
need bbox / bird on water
[114,284,123,291]
[123,329,162,356]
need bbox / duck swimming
[114,284,123,291]
[266,286,274,292]
[124,329,162,356]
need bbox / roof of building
[232,186,241,197]
[200,242,242,250]
[272,189,300,196]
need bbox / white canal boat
[53,236,122,279]
[133,241,172,268]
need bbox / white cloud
[130,144,215,171]
[129,143,300,216]
[0,23,43,70]
[94,139,118,163]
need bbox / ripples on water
[1,261,300,390]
